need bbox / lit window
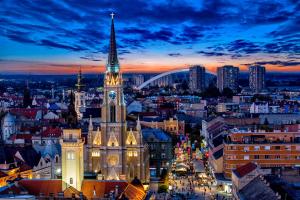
[92,151,100,157]
[264,146,270,150]
[254,146,260,151]
[244,155,249,160]
[133,151,138,157]
[67,151,75,160]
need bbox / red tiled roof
[81,180,128,199]
[10,108,40,119]
[233,162,257,178]
[41,127,62,138]
[19,179,62,196]
[12,134,32,141]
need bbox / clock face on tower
[109,90,116,100]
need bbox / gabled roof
[81,180,127,199]
[0,145,41,167]
[233,162,257,178]
[238,176,277,200]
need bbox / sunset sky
[0,0,299,74]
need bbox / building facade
[223,130,300,179]
[189,65,206,93]
[249,65,265,93]
[217,65,239,93]
[86,15,149,182]
[74,68,86,120]
[60,129,84,191]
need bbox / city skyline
[0,0,299,74]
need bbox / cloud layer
[0,0,299,73]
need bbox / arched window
[110,104,116,122]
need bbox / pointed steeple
[76,67,85,91]
[88,115,93,131]
[136,115,141,131]
[107,13,119,73]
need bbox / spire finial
[110,12,115,19]
[107,12,119,73]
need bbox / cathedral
[84,15,149,182]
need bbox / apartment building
[223,130,300,178]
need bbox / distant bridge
[137,68,215,90]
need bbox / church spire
[88,115,93,131]
[75,67,84,91]
[107,12,119,73]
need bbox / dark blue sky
[0,0,299,74]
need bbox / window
[162,153,166,159]
[110,104,116,122]
[70,178,73,184]
[244,155,249,160]
[67,151,75,160]
[265,155,270,159]
[227,155,236,160]
[69,134,73,140]
[244,146,249,152]
[264,146,270,150]
[161,144,165,150]
[254,155,259,159]
[275,155,280,159]
[56,156,59,163]
[254,146,260,151]
[275,146,280,150]
[285,145,291,150]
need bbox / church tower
[100,13,127,180]
[74,67,86,120]
[86,14,149,182]
[60,129,84,191]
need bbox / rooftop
[233,162,257,178]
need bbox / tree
[222,87,234,98]
[201,84,220,98]
[23,87,31,108]
[158,184,168,193]
[65,91,78,127]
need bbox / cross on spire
[110,12,115,19]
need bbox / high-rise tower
[249,65,265,93]
[217,65,239,93]
[189,65,206,93]
[86,14,149,182]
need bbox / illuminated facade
[86,15,149,182]
[60,129,84,191]
[74,68,86,120]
